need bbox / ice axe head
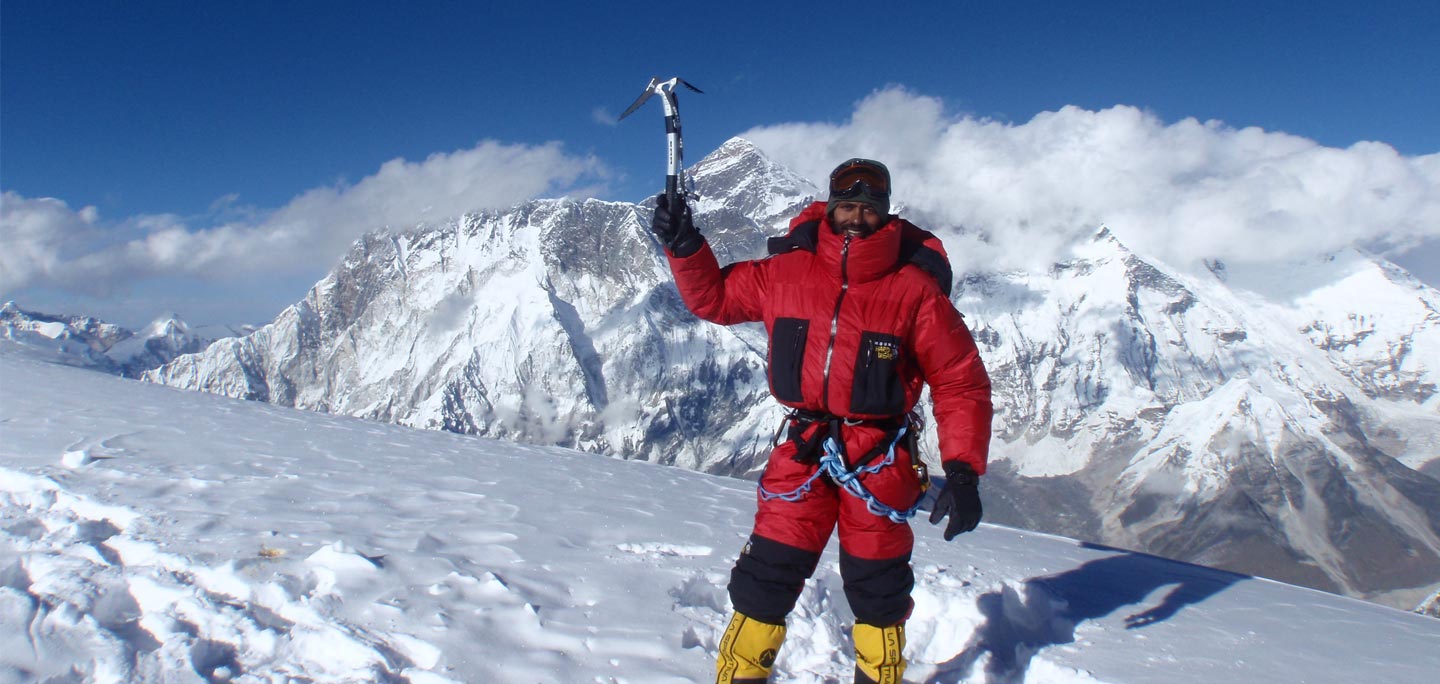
[617,77,662,121]
[618,77,703,121]
[618,76,703,208]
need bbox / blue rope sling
[757,424,923,524]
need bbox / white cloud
[742,87,1440,281]
[0,193,103,294]
[6,88,1438,325]
[1,140,606,303]
[592,106,620,127]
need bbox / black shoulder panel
[900,242,954,297]
[767,220,821,255]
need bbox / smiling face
[830,200,888,238]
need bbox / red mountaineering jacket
[667,201,993,476]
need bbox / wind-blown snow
[2,346,1437,683]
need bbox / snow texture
[127,139,1440,610]
[2,347,1438,683]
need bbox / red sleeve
[666,241,767,325]
[912,291,993,475]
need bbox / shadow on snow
[928,542,1249,684]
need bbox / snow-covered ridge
[4,350,1439,683]
[144,147,794,475]
[133,138,1440,609]
[964,230,1440,604]
[1,300,249,377]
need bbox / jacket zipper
[819,235,851,412]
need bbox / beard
[837,220,880,238]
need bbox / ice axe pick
[619,76,703,210]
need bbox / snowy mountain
[961,233,1440,605]
[142,138,1440,610]
[5,349,1440,683]
[1,300,247,377]
[144,138,811,474]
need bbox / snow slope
[2,346,1437,683]
[139,139,1440,606]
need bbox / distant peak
[695,137,768,168]
[717,136,759,153]
[1087,225,1134,257]
[148,313,189,334]
[684,138,820,221]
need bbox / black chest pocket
[850,331,906,415]
[769,317,809,403]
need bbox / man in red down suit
[651,158,992,684]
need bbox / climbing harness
[758,413,927,524]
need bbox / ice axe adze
[619,76,703,210]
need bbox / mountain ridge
[1,300,249,377]
[103,137,1440,609]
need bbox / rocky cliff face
[145,138,1440,607]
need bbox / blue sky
[2,0,1438,325]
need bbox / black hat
[826,158,891,216]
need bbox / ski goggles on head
[828,159,891,201]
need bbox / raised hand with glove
[929,461,982,540]
[651,193,705,258]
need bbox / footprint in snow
[60,434,139,468]
[670,571,728,613]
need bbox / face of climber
[830,201,887,238]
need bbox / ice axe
[619,76,703,210]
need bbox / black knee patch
[728,535,822,624]
[840,548,914,626]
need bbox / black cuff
[943,460,978,484]
[669,233,705,258]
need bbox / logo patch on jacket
[871,338,900,361]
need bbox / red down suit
[666,201,992,626]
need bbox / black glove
[928,461,982,540]
[651,193,704,258]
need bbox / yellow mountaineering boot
[715,612,786,683]
[853,622,906,684]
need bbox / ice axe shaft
[619,76,703,209]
